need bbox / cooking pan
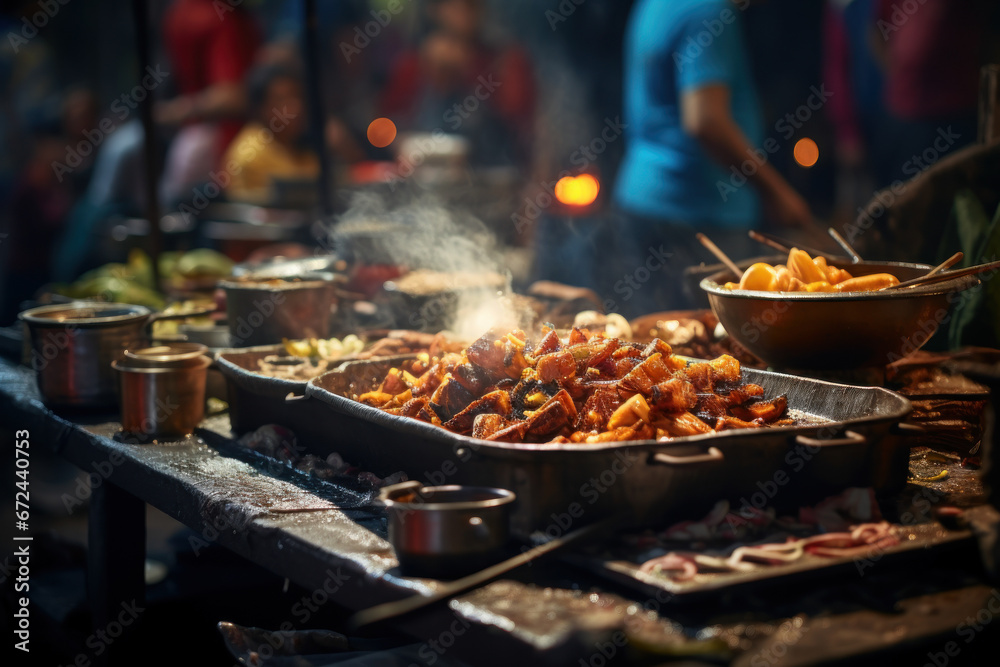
[304,358,914,536]
[701,261,980,370]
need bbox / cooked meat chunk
[444,390,513,433]
[472,413,509,439]
[537,350,576,383]
[649,378,698,412]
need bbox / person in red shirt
[157,0,260,204]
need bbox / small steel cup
[113,355,211,439]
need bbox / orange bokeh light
[367,117,397,148]
[793,138,819,168]
[555,174,600,207]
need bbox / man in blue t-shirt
[612,0,813,311]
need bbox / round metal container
[700,260,980,370]
[380,481,516,578]
[112,355,211,439]
[19,302,152,407]
[219,273,336,347]
[125,343,209,368]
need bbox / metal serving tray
[216,346,320,438]
[215,346,417,452]
[303,359,915,537]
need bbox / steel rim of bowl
[384,485,516,512]
[112,356,212,374]
[126,343,209,363]
[19,302,153,327]
[218,273,335,291]
[382,276,508,297]
[232,255,339,278]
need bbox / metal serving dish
[304,358,914,537]
[215,345,331,443]
[214,345,417,449]
[700,261,980,370]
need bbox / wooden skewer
[747,230,840,260]
[748,230,791,254]
[884,257,1000,291]
[924,251,964,277]
[884,252,966,290]
[827,228,863,263]
[696,233,743,280]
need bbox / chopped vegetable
[281,335,364,359]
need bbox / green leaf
[953,189,990,264]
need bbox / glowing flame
[367,118,397,148]
[555,174,600,207]
[793,138,819,168]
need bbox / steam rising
[330,192,529,340]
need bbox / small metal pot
[379,481,516,578]
[19,302,153,408]
[112,355,211,439]
[219,273,336,347]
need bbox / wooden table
[2,355,999,666]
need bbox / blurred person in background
[263,0,381,167]
[252,37,365,168]
[823,0,891,209]
[1,133,75,320]
[222,63,319,205]
[379,0,535,168]
[0,0,60,203]
[157,0,260,205]
[51,0,260,281]
[59,87,99,197]
[841,0,1000,265]
[613,0,814,313]
[872,0,991,184]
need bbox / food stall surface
[3,354,1000,666]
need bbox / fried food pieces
[726,248,899,293]
[350,328,791,444]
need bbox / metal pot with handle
[19,302,215,408]
[379,480,516,578]
[219,273,337,347]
